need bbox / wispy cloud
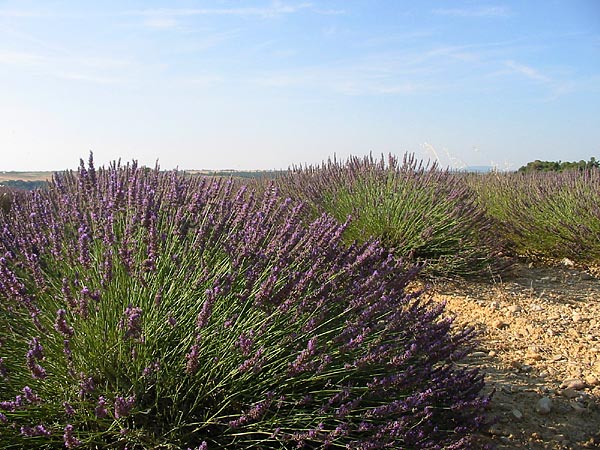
[0,48,128,84]
[52,71,121,84]
[253,56,439,96]
[433,6,510,18]
[500,60,578,100]
[504,60,551,82]
[181,74,224,88]
[0,9,46,18]
[0,50,45,66]
[128,1,314,23]
[142,16,179,30]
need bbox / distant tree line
[0,180,48,190]
[518,157,599,173]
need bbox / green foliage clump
[0,157,490,449]
[469,169,600,264]
[0,187,12,214]
[273,153,505,278]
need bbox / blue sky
[0,0,599,171]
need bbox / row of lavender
[0,156,490,448]
[268,154,600,273]
[468,169,600,264]
[268,154,504,277]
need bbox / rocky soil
[431,260,600,449]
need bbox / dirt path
[431,261,600,449]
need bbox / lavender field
[1,154,599,449]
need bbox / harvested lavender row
[0,156,490,449]
[271,153,505,277]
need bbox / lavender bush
[469,169,600,264]
[272,154,504,277]
[0,156,489,448]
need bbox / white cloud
[182,74,224,88]
[129,1,314,23]
[254,60,434,96]
[0,10,46,18]
[433,6,509,18]
[504,60,551,83]
[143,16,179,30]
[53,71,121,84]
[0,48,128,84]
[0,50,44,66]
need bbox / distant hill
[185,169,283,179]
[0,171,54,182]
[460,166,494,173]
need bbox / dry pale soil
[430,260,600,449]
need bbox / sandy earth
[430,261,600,449]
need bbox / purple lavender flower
[0,412,7,423]
[238,348,264,373]
[62,278,76,309]
[142,360,161,376]
[54,308,74,337]
[94,396,108,418]
[28,337,44,359]
[26,337,46,379]
[77,286,91,319]
[77,224,91,266]
[236,331,254,356]
[20,424,51,437]
[114,394,136,419]
[63,424,81,448]
[154,288,163,306]
[167,315,177,327]
[0,357,7,378]
[63,402,75,416]
[196,288,218,329]
[78,373,95,398]
[22,386,41,404]
[185,340,201,374]
[119,304,143,340]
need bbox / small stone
[493,319,509,329]
[502,384,518,394]
[536,397,552,414]
[520,363,532,373]
[561,388,578,399]
[511,408,523,419]
[507,304,521,314]
[488,350,497,357]
[571,402,586,412]
[561,379,586,390]
[585,375,599,386]
[553,434,568,443]
[572,313,583,323]
[561,258,575,267]
[527,352,543,361]
[551,354,565,362]
[488,425,507,436]
[470,351,488,358]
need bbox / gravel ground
[431,261,600,449]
